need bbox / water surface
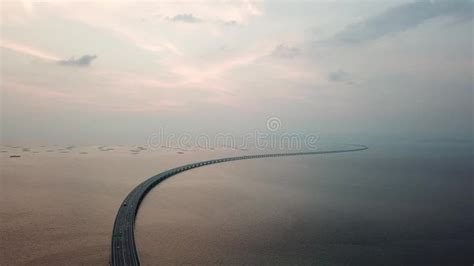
[136,142,473,265]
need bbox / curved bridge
[111,144,368,265]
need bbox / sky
[1,0,473,145]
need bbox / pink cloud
[1,40,61,61]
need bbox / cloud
[59,55,97,66]
[1,40,60,61]
[111,27,183,56]
[328,70,352,83]
[169,15,245,27]
[333,0,473,43]
[170,14,201,23]
[2,40,98,67]
[223,20,239,26]
[270,44,301,59]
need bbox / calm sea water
[136,142,473,265]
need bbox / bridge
[111,145,368,265]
